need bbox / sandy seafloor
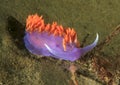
[0,0,120,85]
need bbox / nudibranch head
[24,14,99,61]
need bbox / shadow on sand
[7,16,25,50]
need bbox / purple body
[24,31,99,61]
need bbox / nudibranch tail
[80,33,99,55]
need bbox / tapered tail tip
[81,33,99,55]
[95,33,99,46]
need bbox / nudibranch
[24,14,99,61]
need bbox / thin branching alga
[69,25,120,85]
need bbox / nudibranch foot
[24,14,99,61]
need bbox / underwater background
[0,0,120,85]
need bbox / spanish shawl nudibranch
[24,14,99,61]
